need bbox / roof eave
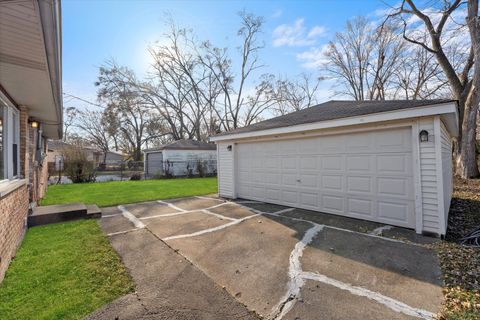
[210,102,459,142]
[37,0,63,139]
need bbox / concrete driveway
[88,196,443,320]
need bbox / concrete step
[86,204,102,219]
[28,203,100,227]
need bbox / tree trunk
[456,0,480,178]
[455,91,480,178]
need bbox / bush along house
[0,0,62,281]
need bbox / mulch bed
[435,178,480,319]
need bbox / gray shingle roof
[145,139,216,152]
[213,99,456,137]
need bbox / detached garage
[210,100,459,237]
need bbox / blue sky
[62,0,389,109]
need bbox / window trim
[0,94,21,183]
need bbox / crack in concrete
[300,271,436,319]
[110,199,435,320]
[369,225,393,236]
[269,223,324,320]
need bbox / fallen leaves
[435,178,480,320]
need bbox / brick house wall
[0,106,49,281]
[0,184,29,282]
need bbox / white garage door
[236,127,415,228]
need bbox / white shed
[210,100,458,237]
[144,140,217,178]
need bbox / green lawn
[41,177,218,207]
[0,220,134,320]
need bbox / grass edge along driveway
[0,220,134,320]
[41,177,218,207]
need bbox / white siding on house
[217,142,235,198]
[440,120,453,233]
[418,118,441,234]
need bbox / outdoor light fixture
[227,145,232,151]
[419,130,429,142]
[30,120,39,128]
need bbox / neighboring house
[47,140,101,169]
[103,150,125,165]
[144,140,217,177]
[47,140,125,169]
[211,100,458,238]
[0,0,62,281]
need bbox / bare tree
[96,62,167,161]
[144,23,216,141]
[142,12,275,139]
[269,73,322,115]
[62,106,78,142]
[392,42,450,99]
[76,109,111,163]
[199,11,274,130]
[323,16,406,100]
[388,0,479,178]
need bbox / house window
[0,99,20,182]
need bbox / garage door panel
[346,176,372,193]
[250,186,266,199]
[377,177,409,198]
[322,194,344,213]
[282,173,298,186]
[374,128,411,151]
[377,200,411,223]
[238,170,251,183]
[265,157,280,169]
[321,174,343,191]
[282,190,298,205]
[299,174,317,188]
[236,127,415,229]
[322,135,345,153]
[346,155,372,172]
[377,154,412,174]
[300,156,317,169]
[282,157,297,169]
[278,140,299,154]
[264,172,281,185]
[345,132,373,151]
[265,188,281,202]
[322,156,343,171]
[347,198,373,216]
[300,192,318,208]
[299,139,319,154]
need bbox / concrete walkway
[88,196,443,320]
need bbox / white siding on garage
[418,118,440,234]
[440,120,453,232]
[217,142,235,197]
[163,149,217,176]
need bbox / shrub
[130,173,142,180]
[63,145,96,183]
[197,160,205,178]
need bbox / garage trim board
[211,100,458,237]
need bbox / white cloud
[272,18,327,47]
[271,9,283,19]
[307,26,326,38]
[296,44,330,70]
